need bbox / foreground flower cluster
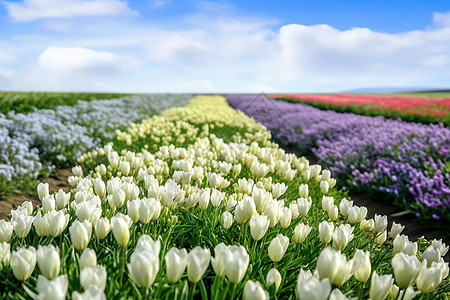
[0,96,449,299]
[0,94,191,195]
[227,95,450,223]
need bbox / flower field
[227,95,450,225]
[273,93,450,126]
[0,94,191,196]
[0,95,449,299]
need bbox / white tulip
[95,218,111,239]
[374,214,388,233]
[12,214,33,239]
[298,184,308,198]
[388,222,404,239]
[37,183,49,201]
[415,263,443,293]
[72,166,83,177]
[243,280,269,300]
[55,190,71,210]
[249,215,270,241]
[0,220,13,243]
[80,265,107,291]
[268,234,289,263]
[319,221,334,244]
[234,195,256,224]
[321,196,333,212]
[127,199,141,223]
[33,211,49,237]
[112,188,126,209]
[135,235,161,254]
[42,195,56,214]
[47,210,70,237]
[165,247,188,283]
[0,242,11,267]
[111,213,132,246]
[317,247,353,286]
[198,188,210,210]
[69,220,92,251]
[221,211,233,229]
[422,245,441,267]
[211,189,225,208]
[431,239,449,256]
[289,202,299,219]
[292,223,312,244]
[338,198,353,217]
[392,252,423,289]
[320,180,329,194]
[80,248,97,270]
[10,246,36,281]
[332,224,354,251]
[266,268,281,291]
[296,269,331,300]
[353,250,371,282]
[187,246,210,283]
[279,207,292,229]
[224,245,249,284]
[36,274,68,300]
[37,245,60,280]
[369,271,394,300]
[297,197,311,217]
[328,205,339,221]
[271,183,287,199]
[73,286,106,300]
[128,249,159,289]
[94,180,106,200]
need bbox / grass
[0,91,131,115]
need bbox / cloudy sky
[0,0,449,93]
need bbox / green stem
[120,245,126,283]
[191,282,197,300]
[358,281,364,300]
[230,284,236,300]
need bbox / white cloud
[433,11,450,27]
[38,46,130,73]
[3,0,137,22]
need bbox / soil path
[0,169,72,220]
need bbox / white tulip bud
[320,180,329,194]
[431,239,449,256]
[187,246,210,283]
[279,207,292,229]
[297,197,311,217]
[296,269,331,300]
[0,242,11,267]
[47,210,70,238]
[353,250,371,282]
[33,211,49,237]
[392,252,423,289]
[369,272,394,300]
[72,166,83,177]
[111,213,132,246]
[119,161,130,175]
[211,189,225,208]
[0,220,14,243]
[319,221,334,244]
[249,215,270,241]
[359,219,374,231]
[36,274,68,300]
[338,198,352,217]
[55,190,70,209]
[332,224,354,251]
[388,222,404,239]
[243,280,269,300]
[328,205,339,221]
[376,230,387,245]
[266,268,282,291]
[301,170,311,182]
[69,220,92,251]
[234,196,256,224]
[94,180,106,200]
[198,188,210,210]
[317,247,353,286]
[289,202,299,220]
[80,265,107,291]
[10,246,36,281]
[112,189,126,209]
[268,234,289,263]
[272,183,287,199]
[127,249,159,289]
[422,245,441,267]
[321,196,334,212]
[37,183,49,201]
[415,263,443,294]
[298,184,308,198]
[12,214,33,239]
[165,247,188,283]
[127,199,141,223]
[292,223,312,244]
[37,245,60,280]
[95,218,111,239]
[80,248,97,270]
[221,211,233,229]
[374,214,388,233]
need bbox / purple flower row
[226,95,450,221]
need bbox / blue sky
[0,0,449,93]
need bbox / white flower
[319,221,334,244]
[297,197,311,217]
[187,246,210,283]
[47,210,70,237]
[353,250,371,282]
[111,213,132,246]
[332,224,354,251]
[12,214,33,239]
[128,249,159,289]
[94,218,111,239]
[165,247,188,283]
[249,215,270,241]
[266,268,281,291]
[296,269,331,300]
[10,246,36,281]
[369,271,394,300]
[36,274,68,300]
[0,220,14,243]
[55,190,71,209]
[392,252,423,289]
[69,220,92,251]
[293,223,312,244]
[37,245,60,280]
[317,247,354,286]
[221,211,233,229]
[37,182,49,201]
[243,280,269,300]
[0,242,11,267]
[80,248,97,270]
[80,265,107,291]
[268,234,289,263]
[374,214,388,233]
[42,195,56,214]
[388,222,404,239]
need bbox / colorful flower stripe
[1,95,448,299]
[271,93,450,117]
[226,95,450,222]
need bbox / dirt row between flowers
[1,163,449,261]
[0,169,72,220]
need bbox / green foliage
[0,91,131,115]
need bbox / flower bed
[0,95,448,299]
[226,95,450,223]
[0,94,191,196]
[273,94,450,126]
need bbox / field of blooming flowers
[227,95,450,225]
[0,94,191,196]
[274,93,450,126]
[0,95,449,299]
